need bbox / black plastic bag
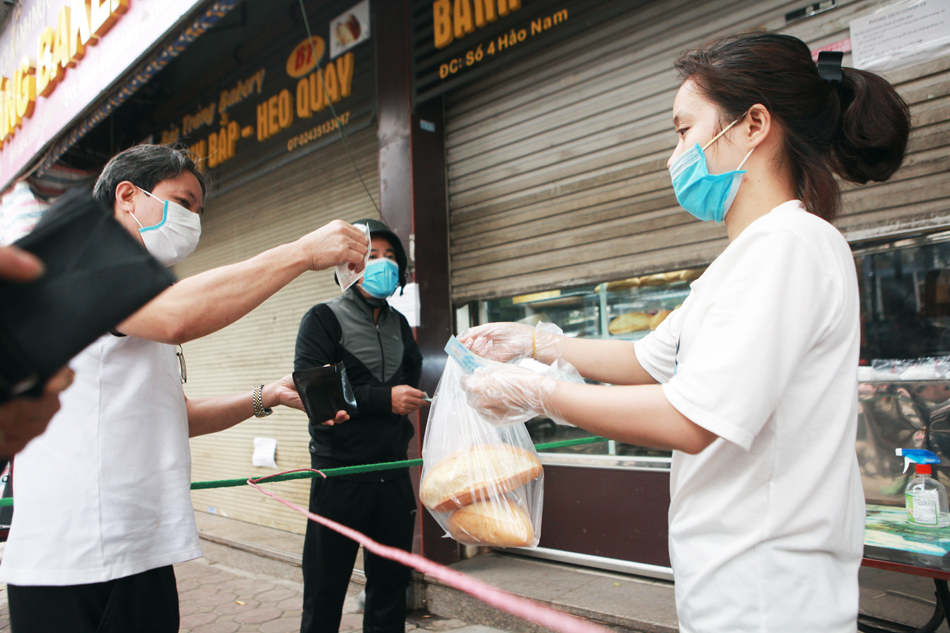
[292,362,358,424]
[0,188,175,403]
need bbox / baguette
[447,498,535,547]
[608,312,651,335]
[602,277,641,292]
[421,444,543,512]
[638,273,669,287]
[678,267,704,282]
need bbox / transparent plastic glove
[459,322,564,364]
[461,365,563,427]
[517,357,582,426]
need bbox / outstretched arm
[462,366,716,454]
[559,337,657,385]
[119,220,368,344]
[460,322,658,385]
[545,381,716,454]
[186,374,348,438]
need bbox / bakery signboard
[410,0,651,104]
[0,0,207,192]
[152,0,374,186]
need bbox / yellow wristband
[532,330,537,360]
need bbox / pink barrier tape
[247,470,612,633]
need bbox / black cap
[354,218,408,288]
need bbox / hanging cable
[297,0,385,221]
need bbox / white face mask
[130,188,202,267]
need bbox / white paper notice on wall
[252,437,278,468]
[388,282,421,327]
[850,0,950,72]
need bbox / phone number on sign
[287,112,351,152]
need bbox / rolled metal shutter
[177,126,379,533]
[802,7,950,243]
[445,0,950,304]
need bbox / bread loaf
[447,498,535,547]
[608,312,651,335]
[421,445,542,513]
[601,277,641,293]
[678,268,704,282]
[638,273,669,287]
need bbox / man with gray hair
[0,144,368,633]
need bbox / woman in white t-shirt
[459,33,910,633]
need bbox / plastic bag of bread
[420,337,548,548]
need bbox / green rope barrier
[189,458,426,490]
[0,436,608,507]
[534,436,606,451]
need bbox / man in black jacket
[294,219,425,633]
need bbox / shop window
[472,235,950,489]
[857,237,950,362]
[855,234,950,505]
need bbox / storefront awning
[0,0,241,191]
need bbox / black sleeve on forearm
[354,385,393,416]
[400,315,423,389]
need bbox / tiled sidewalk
[0,556,510,633]
[176,558,304,633]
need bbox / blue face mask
[361,258,400,299]
[669,114,754,223]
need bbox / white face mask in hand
[130,188,202,267]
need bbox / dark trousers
[300,472,417,633]
[8,565,178,633]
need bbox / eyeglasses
[177,345,187,384]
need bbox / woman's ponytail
[832,68,911,185]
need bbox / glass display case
[855,234,950,505]
[478,267,706,463]
[856,235,950,361]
